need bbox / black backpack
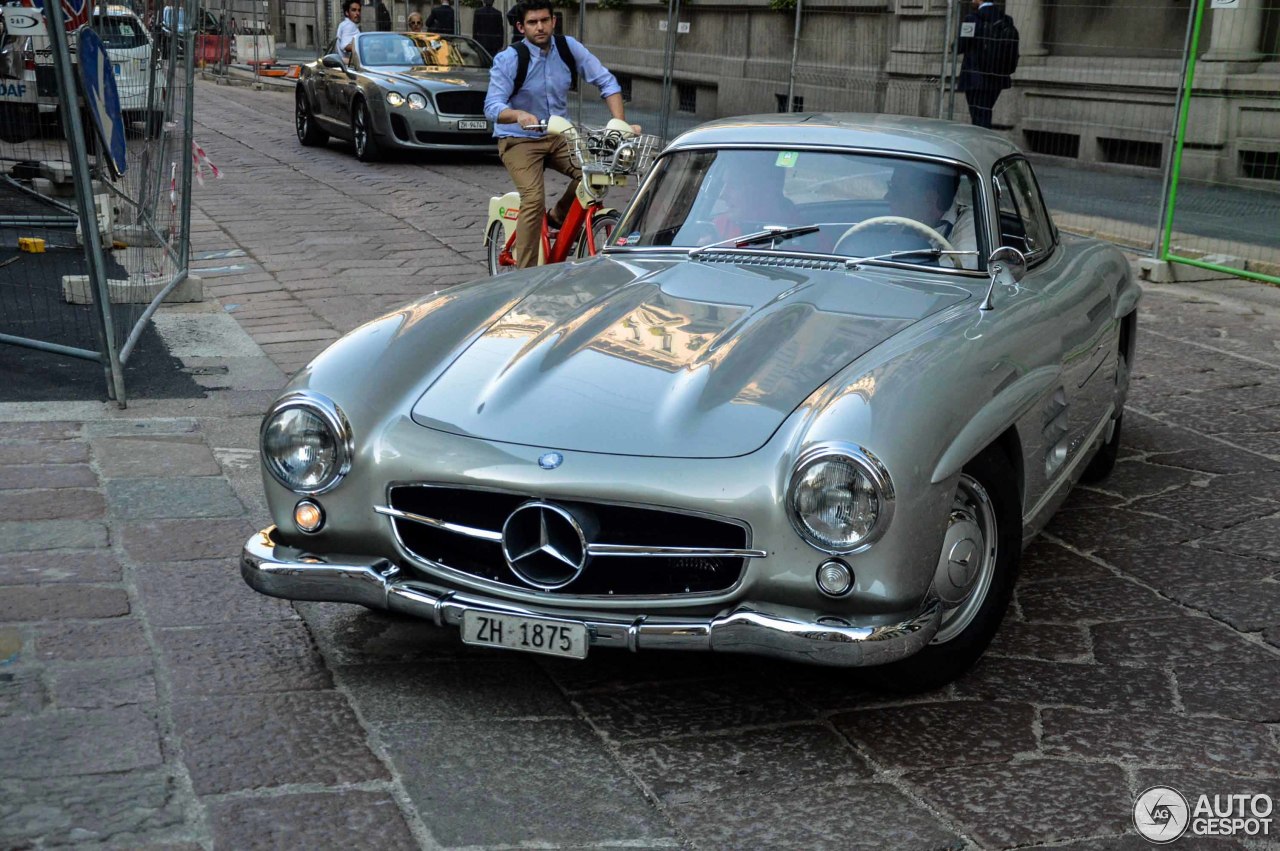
[982,13,1020,77]
[510,37,578,96]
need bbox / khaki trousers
[498,135,582,269]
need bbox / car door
[993,157,1115,483]
[315,42,356,134]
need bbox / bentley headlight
[261,394,352,494]
[787,444,894,553]
[386,92,406,107]
[407,93,427,110]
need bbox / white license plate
[461,611,587,659]
[457,119,487,130]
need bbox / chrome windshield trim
[374,505,504,543]
[586,543,767,559]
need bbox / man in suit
[425,0,455,34]
[472,0,504,57]
[958,0,1015,128]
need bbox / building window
[289,23,296,44]
[775,93,803,113]
[677,83,696,114]
[306,24,314,47]
[618,75,632,103]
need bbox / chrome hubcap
[354,108,366,153]
[931,472,997,644]
[296,101,307,136]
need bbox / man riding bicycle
[483,0,638,268]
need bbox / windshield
[406,33,490,67]
[613,148,984,270]
[94,15,149,50]
[358,33,428,66]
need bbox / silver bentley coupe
[243,114,1140,688]
[294,32,493,162]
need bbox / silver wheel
[932,472,998,645]
[352,101,378,161]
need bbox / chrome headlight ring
[406,92,427,110]
[786,442,895,554]
[260,391,353,495]
[386,91,406,108]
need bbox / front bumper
[242,526,942,667]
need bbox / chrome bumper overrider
[241,527,942,667]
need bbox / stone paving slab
[2,79,1280,850]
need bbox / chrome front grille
[382,485,760,597]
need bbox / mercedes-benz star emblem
[538,451,563,470]
[501,501,587,590]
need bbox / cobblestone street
[1,79,1279,849]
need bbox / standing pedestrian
[407,10,424,31]
[336,0,362,59]
[425,0,455,34]
[472,0,504,58]
[957,0,1019,129]
[376,0,392,31]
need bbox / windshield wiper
[845,248,979,269]
[690,225,820,257]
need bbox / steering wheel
[834,215,961,268]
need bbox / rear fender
[485,190,520,246]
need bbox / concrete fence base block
[62,274,204,305]
[112,224,166,247]
[1137,257,1242,284]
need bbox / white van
[93,5,165,133]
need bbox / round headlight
[261,394,352,494]
[386,91,405,107]
[407,92,427,110]
[788,444,894,553]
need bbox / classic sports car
[294,31,493,161]
[243,114,1140,688]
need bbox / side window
[992,158,1054,260]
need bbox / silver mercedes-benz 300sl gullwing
[242,114,1140,688]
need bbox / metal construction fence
[546,0,1279,283]
[0,0,197,403]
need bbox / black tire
[296,89,327,147]
[1080,345,1129,483]
[352,99,379,162]
[486,220,515,275]
[0,105,36,144]
[864,444,1021,692]
[576,211,621,258]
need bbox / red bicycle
[485,118,659,274]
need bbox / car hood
[410,256,971,458]
[367,66,490,88]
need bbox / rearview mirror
[321,54,346,70]
[979,246,1027,311]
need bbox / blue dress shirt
[484,36,621,139]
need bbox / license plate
[461,611,587,659]
[457,119,487,130]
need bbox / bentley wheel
[576,211,620,258]
[486,220,515,275]
[352,100,379,162]
[296,90,327,147]
[864,444,1020,692]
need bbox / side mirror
[321,53,346,70]
[979,246,1027,311]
